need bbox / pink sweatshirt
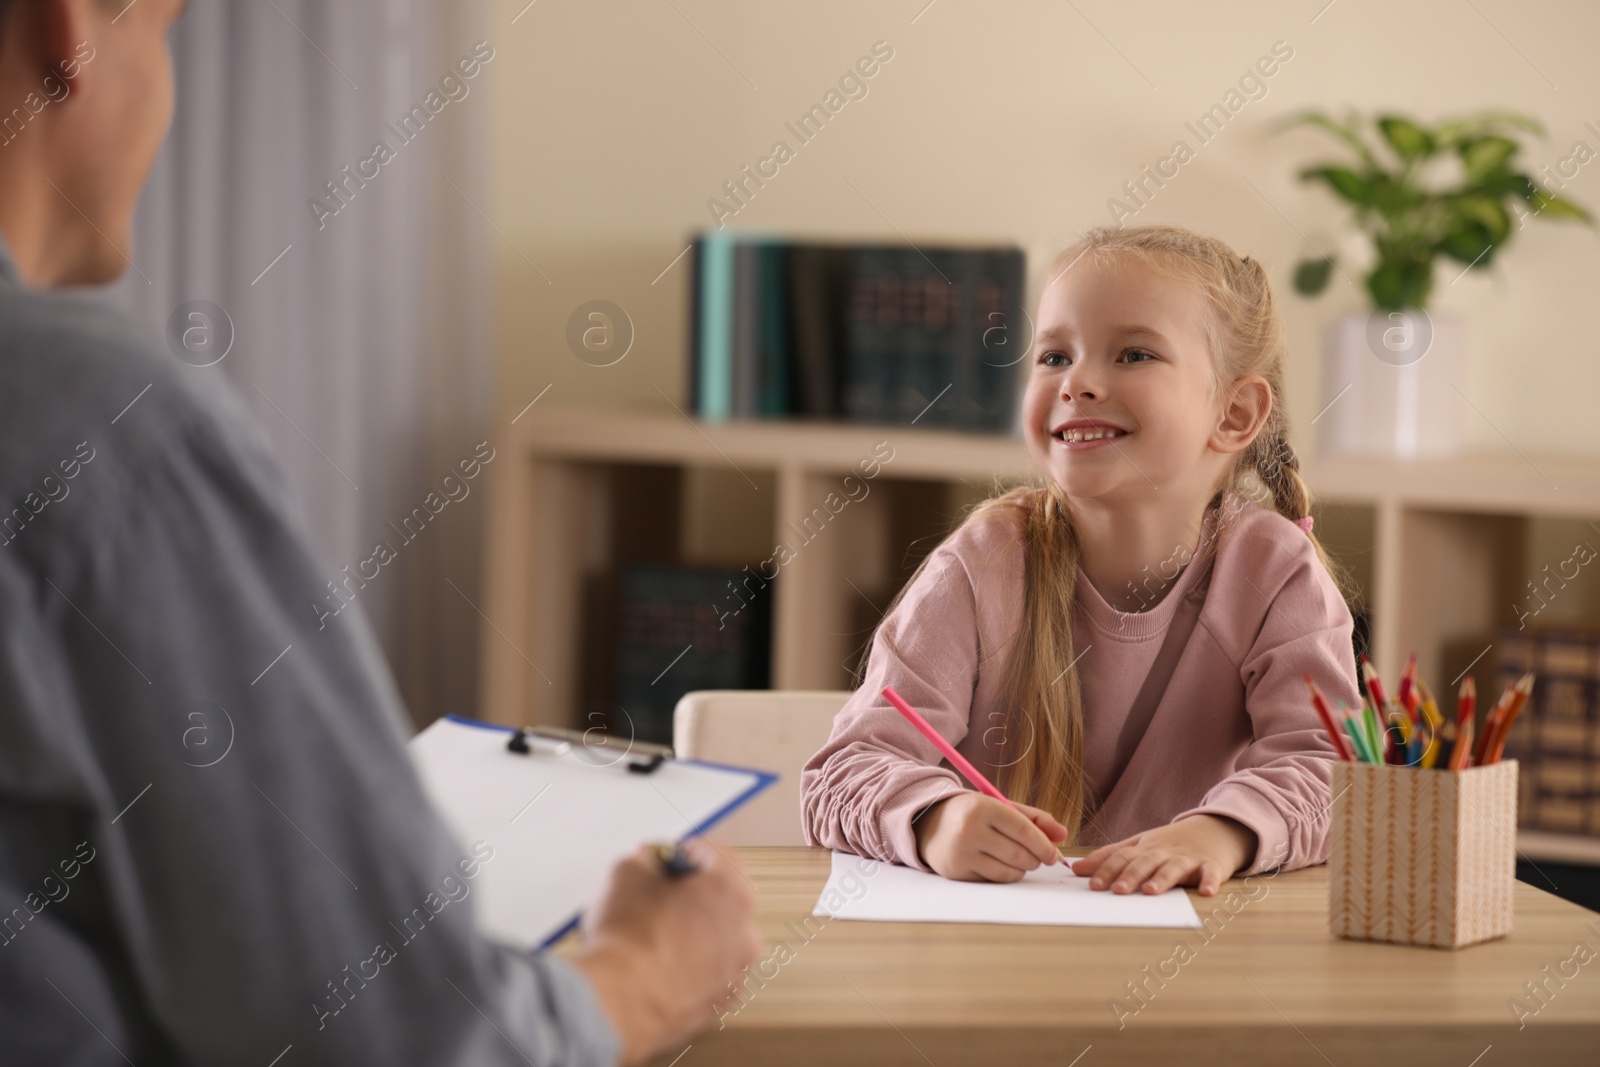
[800,491,1363,877]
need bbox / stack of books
[687,234,1026,432]
[614,563,772,745]
[1498,624,1600,835]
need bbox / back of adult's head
[0,0,183,289]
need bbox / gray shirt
[0,237,620,1066]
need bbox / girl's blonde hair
[867,224,1344,842]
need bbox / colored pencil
[1387,708,1413,765]
[1449,719,1475,770]
[1329,660,1534,773]
[1360,657,1389,719]
[1389,708,1413,745]
[1456,675,1476,737]
[1305,676,1356,762]
[1341,705,1374,764]
[1473,680,1515,766]
[1397,652,1419,724]
[1427,721,1451,770]
[1438,675,1471,771]
[880,685,1071,869]
[1416,680,1442,733]
[1362,702,1387,764]
[1483,673,1535,765]
[1416,680,1442,769]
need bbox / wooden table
[640,847,1600,1066]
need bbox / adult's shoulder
[0,283,279,553]
[0,285,210,461]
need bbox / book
[733,240,762,418]
[890,248,955,426]
[697,233,736,421]
[841,246,900,422]
[758,242,790,415]
[786,244,846,418]
[687,234,1026,433]
[687,238,702,413]
[1499,624,1600,835]
[964,249,1027,432]
[615,563,773,745]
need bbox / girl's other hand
[913,793,1068,882]
[1070,814,1256,896]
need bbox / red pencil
[1456,675,1476,736]
[1360,657,1390,715]
[1396,652,1419,723]
[1304,676,1356,762]
[881,685,1072,870]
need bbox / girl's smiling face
[1022,254,1237,505]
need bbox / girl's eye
[1122,348,1157,363]
[1037,350,1068,367]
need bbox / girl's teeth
[1064,428,1124,442]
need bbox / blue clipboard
[412,714,777,949]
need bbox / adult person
[0,1,762,1063]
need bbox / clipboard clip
[506,726,670,774]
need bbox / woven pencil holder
[1328,760,1518,949]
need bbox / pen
[653,842,699,878]
[881,685,1072,871]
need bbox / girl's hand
[913,793,1069,882]
[1070,814,1256,896]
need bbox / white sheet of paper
[815,852,1203,928]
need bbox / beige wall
[489,0,1600,459]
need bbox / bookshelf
[477,408,1600,863]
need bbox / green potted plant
[1273,109,1593,458]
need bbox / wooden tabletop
[637,847,1600,1067]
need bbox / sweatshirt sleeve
[799,541,983,872]
[0,391,621,1067]
[1171,536,1362,876]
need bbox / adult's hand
[571,838,763,1065]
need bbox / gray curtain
[105,0,496,726]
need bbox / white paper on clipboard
[410,715,776,949]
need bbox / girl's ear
[1209,374,1272,455]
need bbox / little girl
[800,225,1363,897]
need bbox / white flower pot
[1316,310,1465,459]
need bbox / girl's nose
[1060,366,1100,403]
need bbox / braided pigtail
[1247,427,1351,598]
